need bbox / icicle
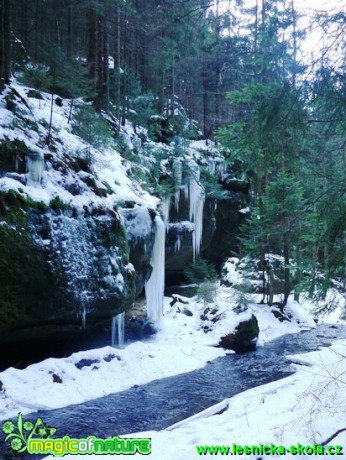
[175,188,180,211]
[161,196,170,231]
[189,168,205,260]
[173,160,182,211]
[111,316,116,346]
[111,312,125,348]
[216,160,227,180]
[145,215,165,325]
[183,183,189,201]
[174,234,181,252]
[208,158,216,175]
[81,307,86,329]
[26,152,44,186]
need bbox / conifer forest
[0,1,345,459]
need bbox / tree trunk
[294,247,301,303]
[87,6,97,94]
[266,263,274,305]
[102,14,109,108]
[202,55,209,138]
[283,232,290,307]
[0,0,11,86]
[66,1,73,58]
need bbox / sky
[294,0,345,13]
[214,0,345,68]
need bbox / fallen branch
[321,428,346,446]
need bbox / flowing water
[1,324,345,459]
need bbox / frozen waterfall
[111,312,125,348]
[26,152,44,186]
[173,159,182,211]
[145,215,165,325]
[81,307,86,329]
[189,168,205,260]
[161,196,171,231]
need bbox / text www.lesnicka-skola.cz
[195,443,344,456]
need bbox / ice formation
[173,159,182,210]
[81,307,86,329]
[174,234,181,252]
[120,206,152,244]
[189,168,205,260]
[208,158,217,175]
[161,196,171,231]
[111,312,125,348]
[26,152,44,186]
[145,215,165,324]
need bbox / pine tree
[0,0,11,87]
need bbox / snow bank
[0,285,317,423]
[44,338,346,459]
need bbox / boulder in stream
[219,314,259,352]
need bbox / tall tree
[0,0,11,87]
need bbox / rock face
[0,82,253,369]
[0,192,136,368]
[204,194,245,269]
[165,199,216,283]
[219,315,259,352]
[165,178,249,283]
[120,205,155,297]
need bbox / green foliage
[196,281,217,305]
[184,258,217,285]
[128,93,156,128]
[185,258,218,305]
[20,48,88,99]
[72,104,113,150]
[233,281,253,311]
[127,165,150,191]
[50,196,69,211]
[154,179,174,198]
[20,66,54,92]
[200,167,225,199]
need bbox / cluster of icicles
[143,161,206,327]
[144,158,227,327]
[82,159,224,343]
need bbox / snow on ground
[0,304,223,421]
[2,82,346,458]
[0,285,317,423]
[42,338,346,460]
[300,289,346,325]
[0,80,158,210]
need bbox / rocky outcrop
[165,199,216,283]
[0,191,136,368]
[0,82,253,370]
[219,315,259,352]
[120,204,156,296]
[165,189,249,283]
[204,194,246,268]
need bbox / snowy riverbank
[0,285,323,423]
[38,328,346,460]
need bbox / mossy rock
[219,314,259,352]
[0,223,50,332]
[50,196,70,211]
[0,139,27,173]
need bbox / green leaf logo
[2,413,57,454]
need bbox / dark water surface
[1,324,345,459]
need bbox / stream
[1,323,346,459]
